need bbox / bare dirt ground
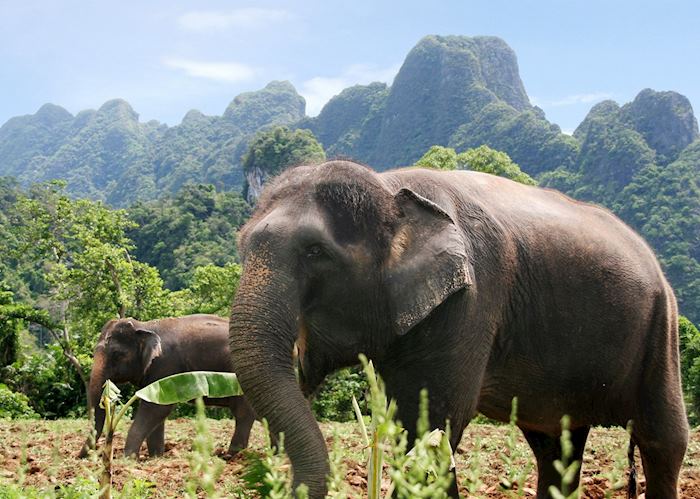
[1,418,698,497]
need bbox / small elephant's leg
[227,396,255,455]
[522,426,589,499]
[124,402,174,458]
[145,422,166,457]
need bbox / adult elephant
[79,314,256,459]
[230,160,687,498]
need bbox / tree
[415,144,536,185]
[415,145,458,171]
[9,181,172,396]
[127,185,250,290]
[171,263,242,316]
[458,145,536,185]
[0,291,26,367]
[242,126,326,203]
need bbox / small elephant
[79,314,255,459]
[229,160,688,498]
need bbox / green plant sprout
[498,397,534,497]
[355,354,454,498]
[463,435,484,496]
[326,428,350,498]
[185,397,224,498]
[598,422,634,498]
[547,415,580,499]
[386,389,455,498]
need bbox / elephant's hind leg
[522,426,590,499]
[631,299,689,498]
[632,397,688,498]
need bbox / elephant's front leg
[381,361,479,499]
[146,422,166,457]
[124,402,174,458]
[228,396,256,456]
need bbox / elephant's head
[229,161,472,496]
[79,319,162,457]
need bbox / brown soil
[1,419,698,497]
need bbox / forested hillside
[1,34,698,322]
[0,81,304,206]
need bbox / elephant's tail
[627,437,637,499]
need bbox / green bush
[2,345,89,418]
[0,383,38,419]
[679,315,700,425]
[312,367,368,422]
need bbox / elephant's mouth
[293,340,319,398]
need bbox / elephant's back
[149,314,228,335]
[383,168,668,295]
[150,315,233,371]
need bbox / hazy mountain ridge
[0,81,305,206]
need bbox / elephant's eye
[305,244,325,259]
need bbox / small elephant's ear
[386,188,472,335]
[134,326,162,374]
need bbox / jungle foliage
[127,184,250,290]
[1,36,698,323]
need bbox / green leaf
[100,380,121,408]
[135,371,242,405]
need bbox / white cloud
[162,57,255,83]
[178,8,292,32]
[549,92,613,107]
[301,63,401,116]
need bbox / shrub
[0,383,38,419]
[679,315,700,425]
[312,367,368,422]
[3,345,89,418]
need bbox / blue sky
[1,0,698,134]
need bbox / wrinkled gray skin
[79,314,255,459]
[230,160,688,498]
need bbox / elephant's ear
[131,322,162,373]
[386,188,472,335]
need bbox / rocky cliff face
[302,35,533,169]
[620,89,699,164]
[223,81,306,134]
[370,35,531,167]
[302,82,389,159]
[0,103,75,178]
[245,165,266,204]
[573,89,699,192]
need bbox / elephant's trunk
[230,258,330,497]
[78,346,107,458]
